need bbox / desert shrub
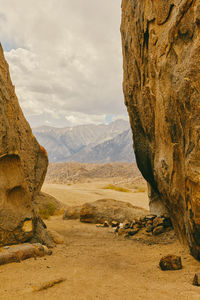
[102,184,131,193]
[137,187,146,193]
[38,202,57,220]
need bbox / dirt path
[0,217,200,300]
[1,183,200,299]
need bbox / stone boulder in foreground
[121,0,200,259]
[64,198,148,223]
[0,44,49,245]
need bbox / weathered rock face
[0,44,48,245]
[121,0,200,259]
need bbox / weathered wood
[0,243,52,266]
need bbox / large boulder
[79,199,148,224]
[0,44,49,245]
[121,0,200,258]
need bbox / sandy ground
[1,182,200,300]
[42,182,149,210]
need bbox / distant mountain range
[33,119,135,163]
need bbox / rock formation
[121,0,200,259]
[63,198,148,223]
[0,44,49,246]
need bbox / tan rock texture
[79,198,148,224]
[121,0,200,258]
[0,44,48,245]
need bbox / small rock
[146,220,153,225]
[127,229,139,236]
[96,224,104,228]
[109,227,117,233]
[153,217,164,228]
[111,221,119,227]
[145,232,152,237]
[134,223,142,230]
[103,221,109,227]
[146,224,153,233]
[145,214,157,221]
[135,219,142,225]
[130,220,136,228]
[163,218,173,228]
[123,221,130,229]
[153,225,164,235]
[159,255,182,270]
[114,227,119,233]
[193,273,200,286]
[117,228,127,236]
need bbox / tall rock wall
[121,0,200,259]
[0,44,48,245]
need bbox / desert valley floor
[1,181,200,300]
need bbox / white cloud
[65,112,106,126]
[0,0,127,128]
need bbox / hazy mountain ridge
[33,119,135,163]
[69,129,134,163]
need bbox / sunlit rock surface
[0,44,48,245]
[121,0,200,259]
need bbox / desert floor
[42,181,149,209]
[1,182,200,300]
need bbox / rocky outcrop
[79,199,148,224]
[0,44,48,245]
[63,199,148,222]
[121,0,200,259]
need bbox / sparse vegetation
[133,185,147,193]
[102,184,131,193]
[38,202,57,219]
[137,188,146,193]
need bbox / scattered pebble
[95,214,173,239]
[111,221,119,227]
[103,221,109,227]
[153,225,164,236]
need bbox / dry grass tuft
[102,184,131,193]
[38,202,57,219]
[133,185,147,193]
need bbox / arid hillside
[45,162,145,185]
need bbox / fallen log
[0,243,52,266]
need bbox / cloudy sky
[0,0,128,128]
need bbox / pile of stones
[96,214,173,237]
